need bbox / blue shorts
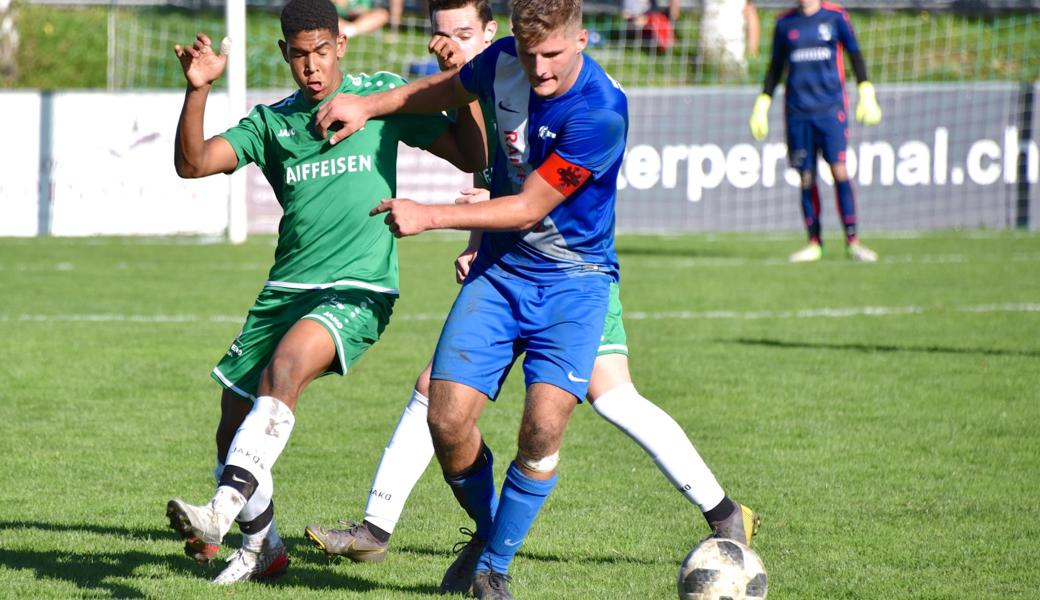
[430,266,612,402]
[786,107,849,173]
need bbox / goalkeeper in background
[749,0,881,263]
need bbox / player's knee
[427,409,470,448]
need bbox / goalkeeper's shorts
[786,107,848,172]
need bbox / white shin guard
[216,396,295,534]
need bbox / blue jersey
[772,3,860,117]
[458,36,627,284]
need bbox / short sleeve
[219,107,266,171]
[552,109,627,180]
[458,39,504,101]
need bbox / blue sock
[478,462,558,574]
[835,179,858,242]
[444,443,499,540]
[800,185,822,243]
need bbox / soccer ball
[677,537,768,600]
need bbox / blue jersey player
[750,0,881,262]
[313,0,653,597]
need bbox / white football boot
[211,535,289,584]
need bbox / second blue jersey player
[750,0,882,263]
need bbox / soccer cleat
[789,242,823,263]
[472,570,513,600]
[304,520,389,563]
[847,241,878,262]
[184,540,221,563]
[210,537,289,585]
[710,503,761,547]
[439,527,486,594]
[166,499,226,559]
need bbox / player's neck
[800,2,822,16]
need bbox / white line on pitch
[3,303,1039,325]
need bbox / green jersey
[220,72,450,294]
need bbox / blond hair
[510,0,582,46]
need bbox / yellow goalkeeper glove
[749,94,771,141]
[856,81,882,125]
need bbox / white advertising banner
[45,92,231,236]
[0,92,42,237]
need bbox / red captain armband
[536,153,592,197]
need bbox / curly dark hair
[280,0,339,40]
[428,0,494,26]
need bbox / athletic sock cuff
[505,462,557,496]
[238,500,274,534]
[590,382,638,408]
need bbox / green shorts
[598,282,628,356]
[212,287,395,399]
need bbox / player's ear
[337,33,348,57]
[278,39,289,63]
[575,28,588,53]
[484,19,498,44]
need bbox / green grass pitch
[1,231,1038,599]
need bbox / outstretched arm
[315,69,478,146]
[371,157,590,237]
[420,35,488,173]
[173,33,239,178]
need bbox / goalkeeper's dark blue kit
[771,2,862,170]
[765,2,867,242]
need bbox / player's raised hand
[174,33,230,90]
[855,81,882,126]
[370,198,431,238]
[315,93,372,145]
[429,33,467,71]
[454,187,490,204]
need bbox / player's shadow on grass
[0,544,197,599]
[727,337,1040,358]
[389,541,671,567]
[0,520,440,595]
[615,241,737,259]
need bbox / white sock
[363,388,436,534]
[214,445,278,550]
[592,383,725,512]
[237,468,275,551]
[214,396,295,539]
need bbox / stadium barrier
[1,83,1035,237]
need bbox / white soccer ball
[677,537,768,600]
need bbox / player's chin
[531,80,558,97]
[305,81,329,101]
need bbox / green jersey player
[163,0,484,585]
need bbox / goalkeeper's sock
[835,179,858,242]
[800,185,822,243]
